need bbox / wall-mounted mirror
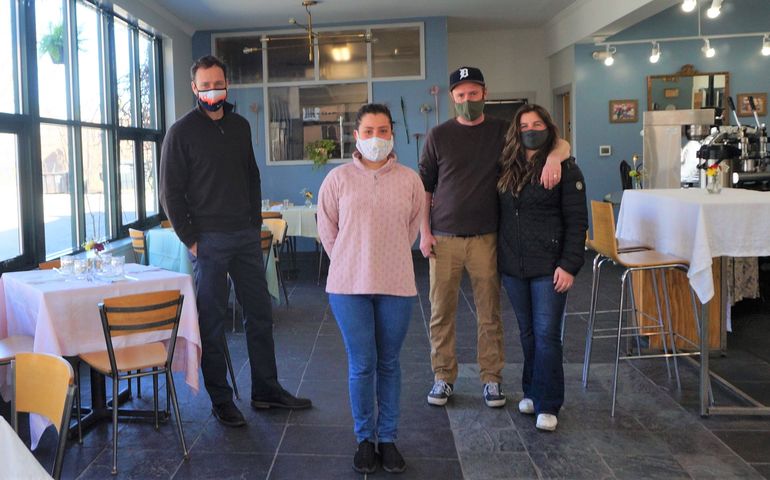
[647,64,729,115]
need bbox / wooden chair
[261,211,283,220]
[78,290,189,474]
[160,220,172,229]
[38,259,61,270]
[263,219,290,305]
[583,201,701,416]
[128,228,147,265]
[11,352,76,480]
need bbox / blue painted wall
[191,17,449,208]
[574,2,770,205]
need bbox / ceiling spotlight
[762,34,770,56]
[604,45,615,66]
[649,42,661,63]
[681,0,697,12]
[702,38,716,57]
[706,0,722,18]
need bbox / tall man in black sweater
[160,55,311,427]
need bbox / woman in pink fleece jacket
[317,104,424,475]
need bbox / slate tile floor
[3,252,770,479]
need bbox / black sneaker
[483,382,506,408]
[353,440,377,474]
[251,388,312,410]
[211,401,246,427]
[427,380,454,406]
[379,442,406,473]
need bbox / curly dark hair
[497,104,559,194]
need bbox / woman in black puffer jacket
[497,104,588,432]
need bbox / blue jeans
[501,274,567,416]
[329,294,414,443]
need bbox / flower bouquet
[300,188,314,208]
[705,163,725,194]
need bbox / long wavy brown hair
[497,104,560,194]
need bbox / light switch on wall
[599,145,612,156]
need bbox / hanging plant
[305,139,337,169]
[39,24,66,64]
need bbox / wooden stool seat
[616,250,688,268]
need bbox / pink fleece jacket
[317,153,424,296]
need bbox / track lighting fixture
[681,0,697,13]
[762,34,770,56]
[649,42,661,63]
[706,0,722,19]
[702,38,716,57]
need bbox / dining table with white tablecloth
[265,204,318,238]
[616,187,770,416]
[0,263,202,447]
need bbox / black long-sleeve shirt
[159,103,261,248]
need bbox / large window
[214,23,424,165]
[0,0,164,270]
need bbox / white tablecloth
[0,417,53,479]
[616,188,770,303]
[0,264,202,448]
[266,205,318,238]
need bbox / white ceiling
[148,0,580,33]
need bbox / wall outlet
[599,145,612,156]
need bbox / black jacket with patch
[497,157,588,278]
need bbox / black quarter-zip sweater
[159,103,261,248]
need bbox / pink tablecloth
[0,263,201,448]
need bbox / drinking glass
[60,255,74,275]
[99,253,113,274]
[111,256,125,277]
[261,199,270,210]
[73,258,88,279]
[282,199,290,210]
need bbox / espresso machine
[696,96,770,190]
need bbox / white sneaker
[518,398,535,414]
[536,413,558,431]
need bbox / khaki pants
[429,233,503,384]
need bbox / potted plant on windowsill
[305,139,337,170]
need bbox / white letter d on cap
[459,68,469,79]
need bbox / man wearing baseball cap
[418,66,570,408]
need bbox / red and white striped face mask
[196,88,227,112]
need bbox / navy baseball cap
[449,66,485,91]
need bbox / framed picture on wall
[609,99,638,123]
[736,93,767,117]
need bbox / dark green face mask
[455,100,485,121]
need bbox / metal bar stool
[582,201,703,416]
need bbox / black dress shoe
[379,442,406,473]
[353,440,377,474]
[211,401,246,427]
[251,388,312,409]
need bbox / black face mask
[521,129,549,150]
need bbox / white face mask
[356,136,393,162]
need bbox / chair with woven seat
[582,200,702,416]
[128,228,147,265]
[78,290,189,474]
[263,218,290,305]
[11,352,76,480]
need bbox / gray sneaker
[427,380,454,406]
[483,382,506,407]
